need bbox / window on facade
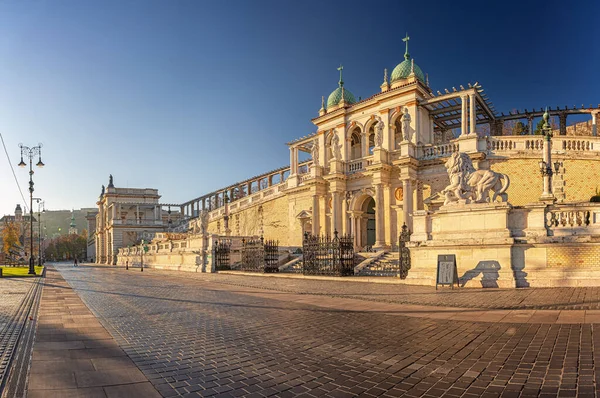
[350,130,361,160]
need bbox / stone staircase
[356,252,401,276]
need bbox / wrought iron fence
[264,239,279,273]
[239,238,264,272]
[398,223,411,279]
[302,230,354,276]
[238,237,279,273]
[214,239,231,271]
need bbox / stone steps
[358,252,402,276]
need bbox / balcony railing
[346,156,373,174]
[111,219,166,226]
[487,136,600,154]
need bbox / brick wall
[547,245,600,268]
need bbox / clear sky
[0,0,598,215]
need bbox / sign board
[436,254,459,289]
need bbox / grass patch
[0,266,44,277]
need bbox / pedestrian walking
[74,258,78,267]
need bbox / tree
[44,232,87,261]
[533,119,545,135]
[512,121,528,135]
[2,221,20,256]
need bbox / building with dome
[112,37,600,280]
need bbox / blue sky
[0,0,598,215]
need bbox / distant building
[0,204,38,257]
[95,175,181,264]
[68,211,78,235]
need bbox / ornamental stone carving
[374,117,384,148]
[199,209,210,234]
[401,107,412,143]
[331,130,342,160]
[311,140,319,166]
[441,152,510,205]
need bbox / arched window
[350,129,361,160]
[394,119,403,149]
[368,126,375,154]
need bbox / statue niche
[441,152,510,205]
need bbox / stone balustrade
[346,156,373,174]
[419,142,460,160]
[545,203,600,237]
[487,136,600,155]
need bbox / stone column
[331,191,341,234]
[528,116,534,135]
[469,93,476,135]
[136,205,140,224]
[247,182,252,195]
[362,130,368,157]
[312,195,320,236]
[559,113,567,135]
[592,112,598,137]
[540,136,554,201]
[461,95,468,136]
[374,184,385,248]
[402,179,414,231]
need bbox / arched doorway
[364,198,376,249]
[350,194,376,251]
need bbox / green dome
[390,57,425,84]
[327,86,356,108]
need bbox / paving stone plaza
[4,263,597,397]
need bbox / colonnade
[179,168,290,218]
[309,178,417,250]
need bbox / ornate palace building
[105,38,599,271]
[171,38,599,251]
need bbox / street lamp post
[18,143,45,275]
[538,109,561,203]
[33,199,45,266]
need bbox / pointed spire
[402,33,410,60]
[383,68,388,84]
[321,95,325,109]
[411,59,415,74]
[337,64,344,87]
[543,107,550,129]
[426,73,429,86]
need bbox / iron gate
[398,223,411,279]
[239,238,264,272]
[302,231,354,276]
[264,239,279,273]
[214,239,231,271]
[239,237,279,273]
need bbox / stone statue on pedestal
[401,107,412,142]
[331,131,342,160]
[374,118,384,148]
[199,209,209,234]
[311,140,319,166]
[441,152,510,205]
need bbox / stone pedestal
[311,165,323,178]
[408,203,517,288]
[328,159,344,174]
[399,141,415,158]
[371,147,388,164]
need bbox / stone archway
[349,193,376,251]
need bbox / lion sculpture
[441,152,510,205]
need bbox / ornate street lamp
[18,143,45,275]
[538,110,561,202]
[33,198,44,266]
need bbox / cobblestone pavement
[55,264,600,397]
[157,272,600,311]
[0,277,34,331]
